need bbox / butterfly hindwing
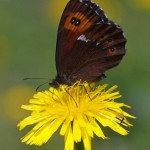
[55,0,126,84]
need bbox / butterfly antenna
[23,77,53,91]
[36,81,50,92]
[23,77,49,80]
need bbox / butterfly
[51,0,126,86]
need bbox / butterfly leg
[64,87,77,105]
[79,83,92,100]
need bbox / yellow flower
[18,81,135,150]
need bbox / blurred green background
[0,0,150,149]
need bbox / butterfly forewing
[55,0,126,85]
[56,0,108,74]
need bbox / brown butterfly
[51,0,126,86]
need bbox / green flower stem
[75,141,84,150]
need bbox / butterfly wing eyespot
[70,17,76,24]
[107,38,113,43]
[70,17,81,26]
[108,47,117,53]
[75,19,81,26]
[110,48,116,52]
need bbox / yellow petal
[81,128,91,150]
[64,124,74,150]
[60,117,73,135]
[73,118,81,142]
[88,117,106,139]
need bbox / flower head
[18,81,135,150]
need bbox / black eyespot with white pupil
[70,17,81,26]
[71,17,76,24]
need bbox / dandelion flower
[18,81,135,150]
